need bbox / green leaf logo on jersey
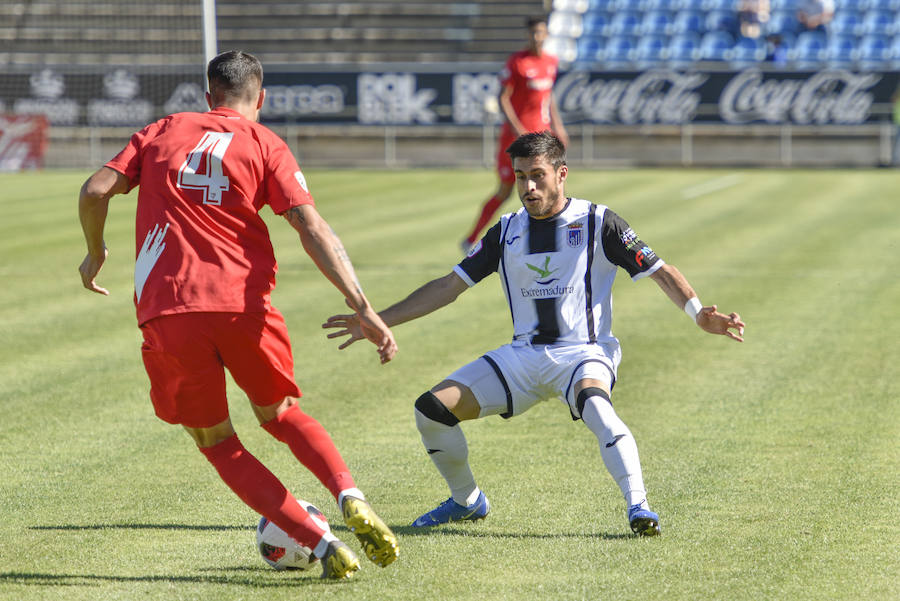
[526,256,559,285]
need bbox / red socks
[261,404,355,500]
[466,194,505,244]
[199,434,326,548]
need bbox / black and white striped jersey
[454,197,664,346]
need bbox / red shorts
[139,311,302,428]
[496,127,518,184]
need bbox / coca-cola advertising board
[0,68,897,127]
[0,114,49,171]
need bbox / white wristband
[684,297,702,323]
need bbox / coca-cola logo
[555,70,706,124]
[720,69,880,125]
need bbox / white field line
[681,174,743,200]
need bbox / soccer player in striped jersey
[325,132,745,536]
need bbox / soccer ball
[256,498,330,571]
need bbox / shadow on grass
[0,569,347,588]
[29,523,249,531]
[388,524,633,540]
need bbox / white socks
[415,408,479,507]
[580,395,647,508]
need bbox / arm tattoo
[285,206,306,226]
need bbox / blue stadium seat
[667,33,701,64]
[672,10,706,35]
[698,31,734,60]
[702,0,737,10]
[706,10,739,35]
[672,0,705,9]
[860,0,900,10]
[769,0,800,10]
[588,0,617,10]
[890,34,900,66]
[730,35,767,65]
[825,35,858,65]
[639,0,679,10]
[829,10,864,36]
[789,30,827,66]
[603,35,637,65]
[576,36,606,63]
[766,10,801,36]
[549,11,584,38]
[582,12,610,36]
[634,35,669,66]
[857,34,891,68]
[607,12,643,36]
[861,10,895,36]
[641,11,675,36]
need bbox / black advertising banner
[1,67,897,127]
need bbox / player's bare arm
[549,97,569,147]
[649,264,745,342]
[78,167,130,295]
[323,271,468,349]
[284,204,397,363]
[499,84,526,136]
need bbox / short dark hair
[506,131,566,171]
[526,15,548,29]
[207,50,263,104]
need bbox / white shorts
[444,342,621,420]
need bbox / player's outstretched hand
[323,305,398,364]
[696,305,745,342]
[79,250,109,295]
[357,307,398,364]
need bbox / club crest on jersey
[567,223,583,247]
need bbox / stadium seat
[607,12,642,36]
[641,11,675,36]
[639,0,677,10]
[729,35,767,65]
[702,0,737,10]
[860,0,900,10]
[766,10,802,36]
[546,36,579,63]
[861,10,895,36]
[789,30,827,66]
[582,12,610,36]
[576,36,605,62]
[706,10,739,35]
[549,11,584,38]
[829,10,864,36]
[634,35,669,66]
[553,0,590,13]
[667,33,701,64]
[672,10,707,35]
[698,30,734,60]
[769,0,800,10]
[890,33,900,66]
[856,34,891,68]
[603,35,636,65]
[672,0,705,9]
[825,34,858,65]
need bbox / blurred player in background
[77,50,398,579]
[326,132,744,536]
[461,15,569,253]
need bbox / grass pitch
[0,167,898,601]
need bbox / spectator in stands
[796,0,834,34]
[460,15,569,253]
[738,0,770,39]
[765,34,789,66]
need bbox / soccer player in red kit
[461,15,569,252]
[77,50,398,580]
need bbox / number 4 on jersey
[177,131,233,205]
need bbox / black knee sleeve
[414,391,460,427]
[576,387,611,418]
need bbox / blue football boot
[412,491,491,527]
[628,502,661,536]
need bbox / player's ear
[257,88,266,110]
[558,164,568,182]
[205,91,213,110]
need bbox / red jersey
[499,50,559,132]
[106,107,313,325]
